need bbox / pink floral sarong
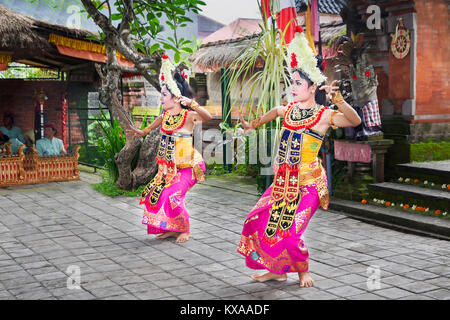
[141,162,206,234]
[237,183,320,274]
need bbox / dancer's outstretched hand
[126,126,146,138]
[239,111,254,134]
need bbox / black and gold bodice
[265,103,330,238]
[140,109,204,207]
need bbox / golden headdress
[286,26,327,85]
[159,54,181,97]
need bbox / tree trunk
[131,128,161,190]
[115,137,142,190]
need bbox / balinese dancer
[127,55,212,243]
[237,28,361,287]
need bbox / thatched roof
[190,34,260,73]
[0,5,96,53]
[0,5,52,52]
[190,21,345,73]
[0,5,105,72]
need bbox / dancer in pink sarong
[237,28,361,287]
[127,55,211,243]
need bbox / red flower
[181,71,188,79]
[365,71,371,77]
[352,75,357,80]
[162,54,169,59]
[160,73,165,81]
[322,60,327,71]
[291,53,298,68]
[295,26,304,33]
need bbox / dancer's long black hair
[165,72,194,109]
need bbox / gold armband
[143,126,151,135]
[190,99,200,111]
[330,110,339,129]
[251,117,261,129]
[331,90,345,105]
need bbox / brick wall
[388,49,411,113]
[414,0,450,119]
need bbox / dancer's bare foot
[298,271,314,287]
[176,232,190,243]
[251,272,287,282]
[156,231,178,239]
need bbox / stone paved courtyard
[0,173,449,300]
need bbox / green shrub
[95,108,150,182]
[410,140,450,162]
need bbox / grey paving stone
[84,285,129,298]
[177,292,217,300]
[403,270,440,281]
[382,275,416,287]
[121,282,158,293]
[299,290,341,300]
[398,295,435,300]
[347,293,387,300]
[165,284,202,295]
[150,277,189,289]
[424,277,450,288]
[423,289,450,300]
[399,281,441,294]
[194,279,230,291]
[326,285,366,298]
[333,274,368,285]
[0,290,14,299]
[375,287,413,299]
[206,286,248,298]
[15,288,53,300]
[251,289,295,300]
[133,289,172,300]
[314,278,345,290]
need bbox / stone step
[368,182,450,211]
[395,160,450,185]
[329,197,450,241]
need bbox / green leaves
[96,108,126,183]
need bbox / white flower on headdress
[159,54,181,97]
[286,27,327,85]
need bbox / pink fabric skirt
[141,162,205,234]
[237,184,320,274]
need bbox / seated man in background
[0,112,25,143]
[35,123,66,157]
[0,112,26,153]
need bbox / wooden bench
[0,145,80,187]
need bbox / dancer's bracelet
[143,126,151,135]
[331,90,345,105]
[251,117,262,129]
[190,99,200,111]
